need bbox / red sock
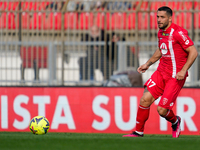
[136,105,150,132]
[164,110,177,124]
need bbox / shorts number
[147,79,156,88]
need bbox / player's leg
[122,70,164,137]
[135,71,164,135]
[157,78,186,138]
[123,88,155,137]
[135,88,156,134]
[157,106,177,123]
[157,106,181,138]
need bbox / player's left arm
[176,45,198,80]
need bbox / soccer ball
[29,116,50,135]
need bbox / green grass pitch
[0,132,199,150]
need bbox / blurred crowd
[66,1,137,11]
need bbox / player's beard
[158,22,169,30]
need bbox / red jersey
[157,23,194,78]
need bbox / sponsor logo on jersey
[162,33,169,36]
[160,43,168,55]
[185,40,189,45]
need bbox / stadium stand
[20,46,48,69]
[96,12,110,30]
[80,12,94,30]
[0,1,200,31]
[20,46,48,80]
[0,1,19,10]
[46,12,62,30]
[0,1,200,86]
[111,13,127,30]
[29,13,46,30]
[21,1,50,11]
[64,12,78,29]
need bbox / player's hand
[137,64,149,74]
[175,70,186,80]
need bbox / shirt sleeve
[175,29,194,50]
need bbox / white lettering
[115,96,137,131]
[185,40,189,45]
[92,95,110,131]
[177,97,197,131]
[178,31,188,42]
[13,95,30,130]
[147,79,156,88]
[33,96,50,117]
[51,96,76,129]
[1,96,8,129]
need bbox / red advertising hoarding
[0,87,199,135]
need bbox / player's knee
[157,106,168,117]
[140,96,151,107]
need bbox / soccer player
[123,6,198,138]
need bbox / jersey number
[147,79,156,88]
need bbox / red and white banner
[0,87,199,135]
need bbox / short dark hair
[157,6,173,16]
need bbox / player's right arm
[137,48,162,73]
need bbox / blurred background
[0,0,200,86]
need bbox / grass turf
[0,132,199,150]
